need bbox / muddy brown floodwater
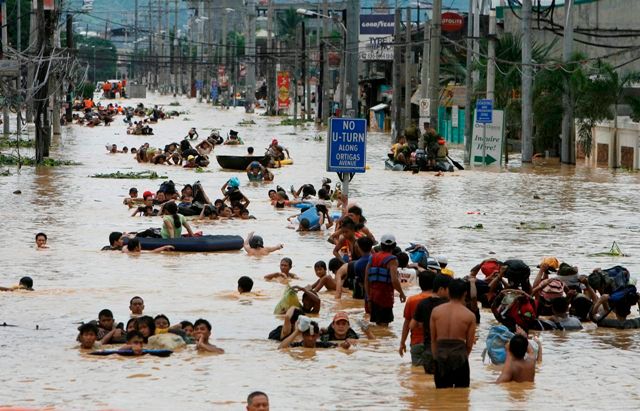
[1,94,640,410]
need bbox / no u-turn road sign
[327,118,367,173]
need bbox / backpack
[609,284,638,308]
[159,180,176,195]
[602,266,631,291]
[482,325,514,364]
[405,243,429,269]
[540,279,565,302]
[503,260,531,284]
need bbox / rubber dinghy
[215,155,268,170]
[124,235,244,252]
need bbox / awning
[369,103,388,112]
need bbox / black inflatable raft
[125,235,244,252]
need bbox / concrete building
[500,0,640,72]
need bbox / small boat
[385,158,407,171]
[125,235,244,252]
[215,155,268,170]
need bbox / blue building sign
[327,118,367,173]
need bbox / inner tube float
[123,235,244,252]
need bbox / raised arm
[334,263,349,300]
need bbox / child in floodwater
[496,331,542,384]
[0,276,34,291]
[35,232,49,249]
[264,258,299,281]
[308,261,336,292]
[77,323,101,350]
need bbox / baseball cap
[187,155,195,161]
[333,311,350,324]
[380,234,396,246]
[436,255,448,265]
[271,139,278,145]
[426,257,440,270]
[143,190,153,199]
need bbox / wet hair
[433,274,452,293]
[127,237,141,251]
[317,188,330,200]
[570,295,593,321]
[347,205,364,219]
[249,235,264,249]
[418,271,435,291]
[247,147,255,154]
[194,318,212,331]
[154,314,170,327]
[356,236,374,253]
[135,316,156,339]
[314,261,327,270]
[98,309,113,319]
[126,330,144,342]
[182,184,193,195]
[328,257,345,273]
[78,322,99,336]
[247,391,268,405]
[300,218,310,229]
[340,217,356,231]
[281,257,293,268]
[19,276,33,289]
[551,296,569,315]
[397,252,409,268]
[109,231,123,246]
[126,318,137,330]
[180,320,194,329]
[238,276,254,293]
[206,205,219,217]
[268,189,276,197]
[448,279,467,299]
[130,295,144,305]
[509,334,529,359]
[35,232,47,241]
[163,201,182,230]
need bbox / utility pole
[392,8,401,140]
[267,0,275,115]
[464,0,474,163]
[428,0,441,132]
[164,0,170,93]
[205,0,213,102]
[419,12,430,149]
[222,0,228,78]
[487,10,496,100]
[338,11,346,117]
[521,0,533,163]
[306,28,312,120]
[172,0,178,94]
[346,0,359,118]
[561,0,574,164]
[133,0,138,81]
[65,14,73,123]
[300,20,306,119]
[246,0,256,112]
[2,0,9,137]
[321,0,329,124]
[34,0,54,162]
[404,7,411,131]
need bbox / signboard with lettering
[277,71,290,109]
[327,118,367,173]
[359,14,394,61]
[471,109,504,165]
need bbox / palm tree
[276,8,303,48]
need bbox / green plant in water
[168,101,181,106]
[90,171,167,179]
[0,154,80,166]
[0,137,34,149]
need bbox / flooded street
[1,94,640,410]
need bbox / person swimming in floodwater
[264,258,299,282]
[0,276,34,292]
[244,232,283,257]
[35,232,49,249]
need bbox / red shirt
[404,291,432,345]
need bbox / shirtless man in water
[244,232,284,257]
[496,329,541,384]
[430,278,476,388]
